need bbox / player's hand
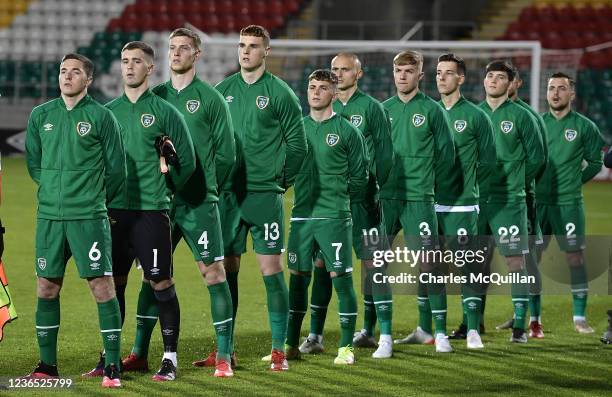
[155,135,178,174]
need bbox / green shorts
[219,191,285,255]
[171,202,224,265]
[287,218,353,273]
[479,202,529,257]
[435,206,478,251]
[350,200,385,260]
[381,199,438,250]
[537,203,585,252]
[526,193,543,247]
[35,218,112,279]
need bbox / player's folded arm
[347,125,369,199]
[521,111,546,184]
[433,104,456,171]
[580,121,605,183]
[211,94,236,187]
[101,111,127,204]
[476,112,497,195]
[278,90,308,189]
[163,110,196,191]
[371,102,394,187]
[25,109,43,184]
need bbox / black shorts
[108,209,173,281]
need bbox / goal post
[189,29,545,111]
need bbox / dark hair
[485,60,515,81]
[437,53,466,75]
[121,41,155,60]
[240,25,270,47]
[549,72,575,88]
[61,53,94,78]
[169,28,202,50]
[308,69,338,85]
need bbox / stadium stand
[498,0,612,140]
[0,0,608,140]
[0,0,306,101]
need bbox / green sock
[429,297,447,335]
[373,294,392,336]
[98,298,122,368]
[36,297,60,366]
[526,250,542,321]
[208,281,233,362]
[226,271,239,352]
[372,266,393,335]
[463,296,482,332]
[287,273,311,347]
[417,281,432,333]
[363,294,376,336]
[332,272,357,347]
[570,265,588,317]
[511,269,529,330]
[133,281,158,359]
[480,293,487,324]
[263,272,289,351]
[309,265,332,336]
[362,268,377,335]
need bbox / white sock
[573,315,586,322]
[163,352,177,367]
[379,334,392,344]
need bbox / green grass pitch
[0,156,610,396]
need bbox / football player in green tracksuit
[380,50,455,352]
[213,25,307,371]
[494,67,550,337]
[299,53,395,359]
[85,42,196,382]
[537,72,605,334]
[477,60,545,344]
[121,29,237,378]
[25,53,127,388]
[283,69,368,365]
[435,53,496,349]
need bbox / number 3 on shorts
[264,222,280,241]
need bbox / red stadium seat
[284,0,300,14]
[217,0,232,16]
[556,6,576,22]
[251,0,267,16]
[519,6,538,22]
[197,0,216,15]
[173,0,187,16]
[138,1,156,15]
[536,6,559,21]
[565,33,586,49]
[107,18,122,32]
[235,15,252,31]
[268,0,284,16]
[197,14,219,33]
[232,0,250,16]
[219,15,236,34]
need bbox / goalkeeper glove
[155,135,178,174]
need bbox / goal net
[178,31,582,114]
